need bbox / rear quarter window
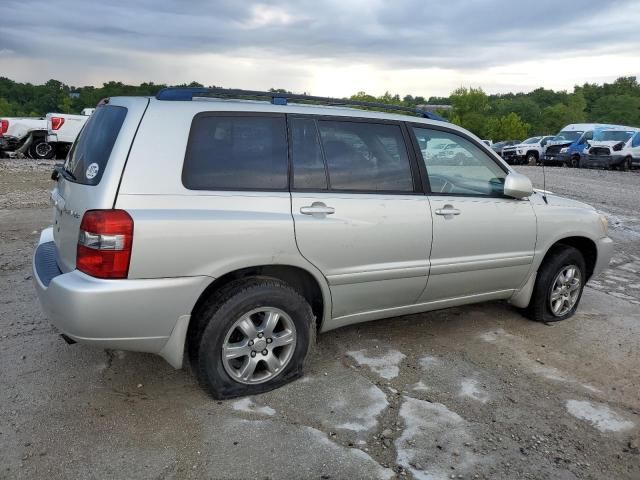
[182,114,288,191]
[64,105,127,185]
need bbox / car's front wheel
[525,246,586,323]
[526,153,537,165]
[192,278,315,399]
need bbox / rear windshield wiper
[52,163,77,181]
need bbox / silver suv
[33,88,613,398]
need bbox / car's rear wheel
[525,246,586,323]
[192,278,315,399]
[29,138,55,159]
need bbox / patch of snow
[419,355,441,368]
[459,378,489,403]
[581,384,602,394]
[335,385,389,432]
[412,380,430,392]
[346,349,406,379]
[566,400,634,432]
[478,328,511,343]
[231,398,275,416]
[396,396,482,479]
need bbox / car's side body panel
[32,96,614,371]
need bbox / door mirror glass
[504,172,533,199]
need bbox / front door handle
[435,205,461,217]
[300,202,335,216]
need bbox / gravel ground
[0,159,639,480]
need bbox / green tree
[591,95,640,126]
[486,112,530,140]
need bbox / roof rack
[155,87,448,122]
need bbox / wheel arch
[190,264,330,333]
[510,235,597,309]
[549,236,597,280]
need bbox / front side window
[633,133,640,147]
[183,115,288,190]
[412,127,507,196]
[316,121,413,192]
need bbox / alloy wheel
[221,307,296,384]
[549,265,582,317]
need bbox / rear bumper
[46,134,58,143]
[32,228,209,367]
[593,236,614,278]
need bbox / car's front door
[289,116,432,322]
[410,125,537,303]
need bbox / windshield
[593,130,635,142]
[522,137,541,144]
[553,130,583,142]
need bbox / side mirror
[504,172,533,199]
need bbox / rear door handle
[435,206,461,216]
[300,203,335,216]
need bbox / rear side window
[183,115,288,190]
[64,105,127,185]
[317,121,413,192]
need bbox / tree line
[1,76,639,141]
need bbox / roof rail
[155,87,448,122]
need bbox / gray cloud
[1,0,639,89]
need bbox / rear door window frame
[287,114,424,195]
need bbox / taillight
[51,117,65,131]
[0,119,8,136]
[77,210,133,279]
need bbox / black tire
[526,152,537,166]
[570,155,581,168]
[621,157,632,172]
[192,277,315,399]
[29,137,55,159]
[525,246,586,323]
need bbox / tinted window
[412,127,507,196]
[290,117,327,190]
[183,115,288,190]
[633,133,640,147]
[64,105,127,185]
[317,121,413,192]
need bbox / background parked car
[491,140,520,157]
[0,108,94,160]
[543,123,621,167]
[583,127,640,170]
[501,136,554,165]
[0,116,49,159]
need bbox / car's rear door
[409,124,537,303]
[289,116,432,323]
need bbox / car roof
[109,95,477,138]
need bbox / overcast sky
[1,0,639,98]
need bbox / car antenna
[541,160,548,204]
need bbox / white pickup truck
[0,108,95,159]
[46,108,95,157]
[501,135,555,165]
[0,117,49,158]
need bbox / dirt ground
[0,160,639,480]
